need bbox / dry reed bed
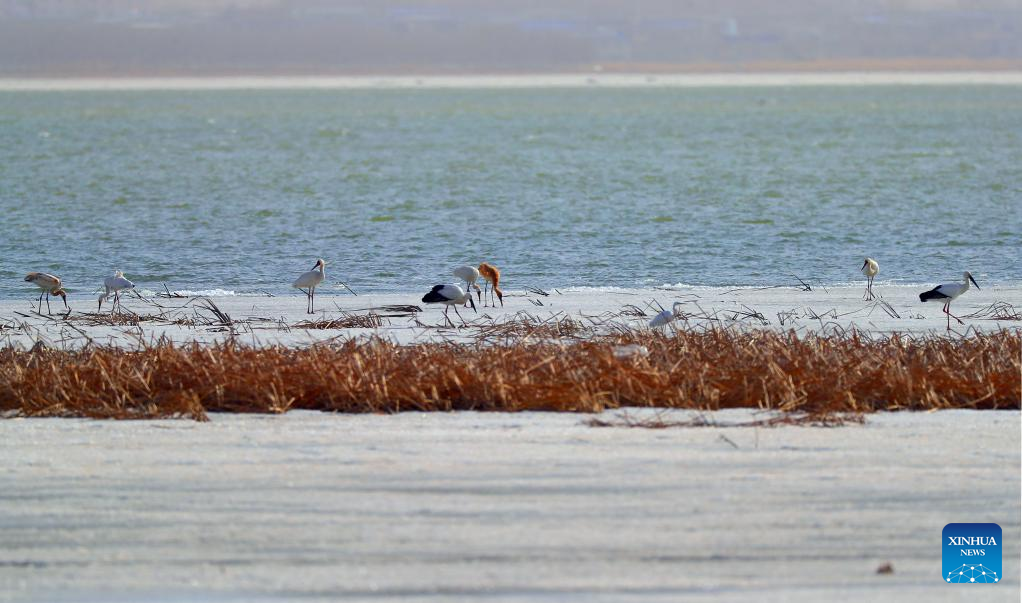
[1,327,1017,422]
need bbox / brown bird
[24,272,69,314]
[477,262,503,307]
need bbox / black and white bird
[919,271,979,330]
[422,284,477,327]
[860,257,879,300]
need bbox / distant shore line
[2,72,1022,91]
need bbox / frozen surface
[1,409,1019,602]
[0,284,1019,349]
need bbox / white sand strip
[0,284,1018,349]
[0,409,1018,602]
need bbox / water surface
[1,85,1019,299]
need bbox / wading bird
[919,271,979,330]
[649,302,685,328]
[453,265,482,306]
[293,259,326,314]
[861,257,879,300]
[98,271,134,313]
[24,272,69,314]
[477,262,503,307]
[422,284,477,327]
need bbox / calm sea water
[1,85,1019,299]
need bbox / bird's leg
[482,282,489,307]
[37,291,43,313]
[947,304,964,325]
[45,292,52,314]
[453,304,466,327]
[442,306,454,328]
[310,286,315,314]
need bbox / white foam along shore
[0,283,1018,349]
[2,72,1022,91]
[0,409,1017,602]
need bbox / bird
[649,302,685,328]
[292,259,327,314]
[422,284,477,327]
[24,272,69,314]
[861,257,879,300]
[919,271,980,330]
[98,271,134,314]
[453,265,482,306]
[477,262,503,307]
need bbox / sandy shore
[0,409,1018,602]
[0,284,1018,349]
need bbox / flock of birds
[649,257,981,331]
[21,257,980,331]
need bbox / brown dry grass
[293,312,385,329]
[2,327,1018,422]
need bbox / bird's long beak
[861,260,868,270]
[469,296,477,313]
[970,275,980,289]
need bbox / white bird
[649,302,684,328]
[453,265,482,306]
[861,257,879,300]
[293,259,326,314]
[98,271,134,314]
[421,284,477,327]
[24,272,69,314]
[919,271,980,330]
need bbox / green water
[0,85,1019,298]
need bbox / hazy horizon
[2,0,1021,76]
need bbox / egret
[649,302,684,328]
[24,272,69,314]
[919,271,979,330]
[293,259,326,314]
[477,262,503,307]
[98,271,135,314]
[422,284,477,327]
[861,257,879,300]
[453,265,482,306]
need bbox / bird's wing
[919,285,951,301]
[649,311,672,327]
[422,285,450,304]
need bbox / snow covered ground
[1,409,1018,602]
[0,283,1019,349]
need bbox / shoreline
[1,71,1022,91]
[1,285,1019,350]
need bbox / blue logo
[943,523,1001,583]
